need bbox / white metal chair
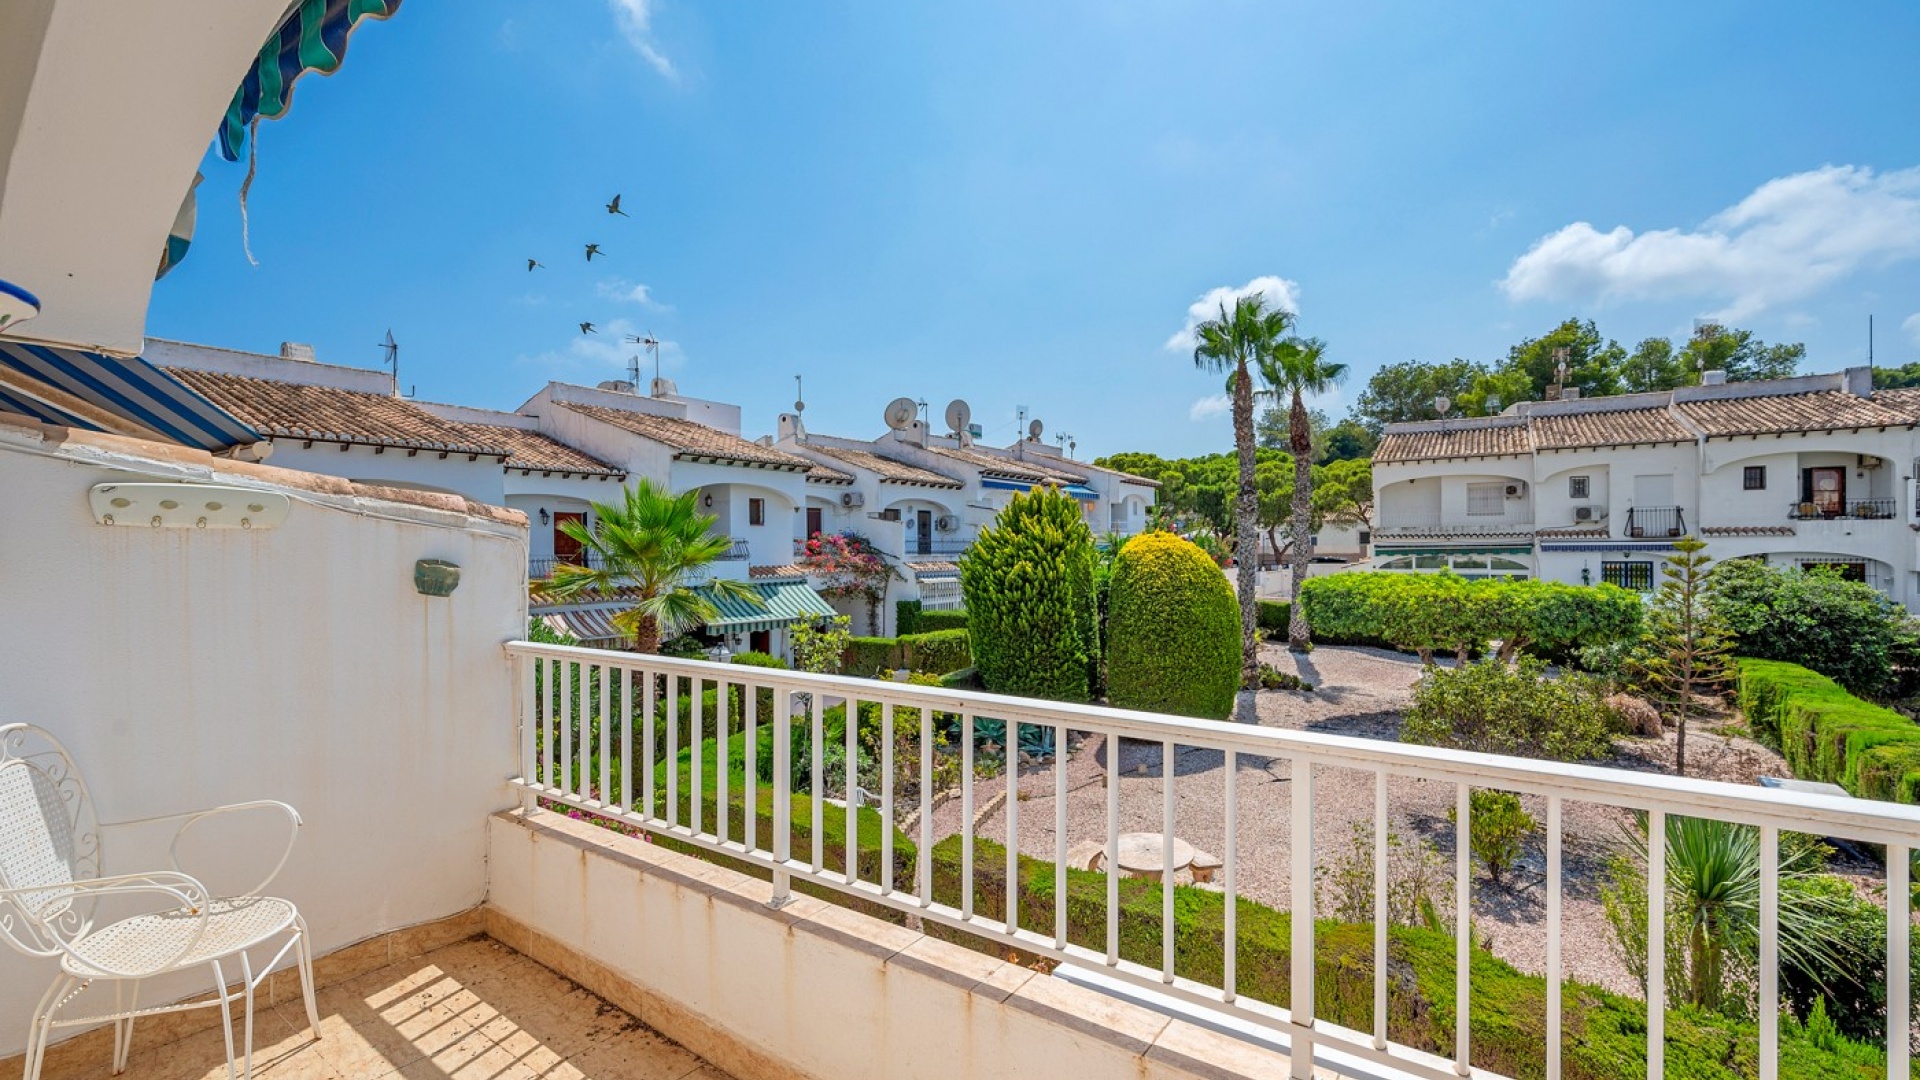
[0,723,320,1079]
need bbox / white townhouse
[1371,366,1920,607]
[151,339,513,504]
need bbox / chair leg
[293,914,321,1038]
[211,960,239,1080]
[111,979,141,1074]
[23,975,71,1080]
[241,953,257,1080]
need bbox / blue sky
[150,1,1920,459]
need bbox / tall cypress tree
[959,487,1097,702]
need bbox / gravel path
[927,644,1792,998]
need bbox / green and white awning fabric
[695,581,836,634]
[217,0,405,162]
[1371,543,1534,557]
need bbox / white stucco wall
[256,440,508,506]
[0,421,525,1057]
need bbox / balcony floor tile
[26,937,730,1080]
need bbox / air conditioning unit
[877,508,901,522]
[1574,505,1596,522]
[1505,482,1527,498]
[840,491,865,509]
[935,514,958,532]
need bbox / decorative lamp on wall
[703,493,714,508]
[538,508,549,526]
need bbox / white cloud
[518,317,683,381]
[1500,165,1920,321]
[607,0,677,80]
[595,279,670,312]
[1904,312,1920,346]
[1188,394,1231,421]
[1165,275,1301,352]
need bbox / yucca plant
[543,478,761,653]
[1602,813,1857,1015]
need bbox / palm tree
[1192,295,1294,691]
[543,479,761,653]
[1258,335,1346,652]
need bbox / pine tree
[1640,537,1734,775]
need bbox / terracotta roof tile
[443,423,625,476]
[749,563,810,579]
[1535,525,1609,539]
[920,444,1088,485]
[804,460,856,484]
[1374,420,1529,462]
[167,368,507,455]
[1675,392,1912,436]
[1873,388,1920,420]
[907,560,961,575]
[1701,525,1797,537]
[557,402,815,469]
[1530,407,1692,449]
[803,445,963,488]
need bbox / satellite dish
[884,397,918,430]
[944,399,972,435]
[794,399,806,413]
[1434,396,1452,418]
[1028,418,1044,441]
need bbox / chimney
[778,413,806,441]
[1845,365,1873,397]
[1700,370,1728,386]
[1561,387,1580,400]
[280,342,317,362]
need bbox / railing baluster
[882,703,894,896]
[599,663,610,806]
[1162,739,1176,983]
[1291,757,1316,1079]
[543,657,556,790]
[517,654,534,805]
[1056,722,1069,952]
[772,686,791,904]
[642,668,656,820]
[1454,782,1470,1076]
[717,675,729,846]
[918,704,932,909]
[576,659,589,802]
[1006,721,1020,936]
[746,676,758,854]
[846,695,858,885]
[1647,809,1666,1080]
[811,691,824,874]
[1225,748,1238,1004]
[1759,824,1777,1080]
[619,667,632,815]
[692,677,704,836]
[1374,770,1389,1049]
[1106,732,1119,966]
[962,713,975,921]
[1547,796,1563,1080]
[1890,842,1911,1080]
[667,676,680,828]
[559,658,573,797]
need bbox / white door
[1632,474,1674,507]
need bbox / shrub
[1737,658,1920,803]
[792,615,852,675]
[730,650,786,669]
[928,836,1891,1079]
[1712,559,1920,699]
[1606,692,1663,737]
[1256,599,1291,635]
[1298,574,1643,663]
[895,599,924,635]
[1403,657,1616,761]
[843,636,901,677]
[1256,662,1313,691]
[900,628,970,674]
[1447,790,1535,887]
[937,667,978,689]
[960,487,1098,701]
[1106,532,1241,719]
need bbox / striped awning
[0,342,260,452]
[696,581,836,634]
[219,0,405,162]
[538,606,627,645]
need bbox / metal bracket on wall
[89,483,291,530]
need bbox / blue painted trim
[0,278,41,312]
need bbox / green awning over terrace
[694,580,836,634]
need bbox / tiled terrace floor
[35,936,732,1080]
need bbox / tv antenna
[1056,432,1077,457]
[624,333,661,385]
[377,330,399,382]
[794,374,806,414]
[1551,345,1570,386]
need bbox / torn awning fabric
[217,0,405,163]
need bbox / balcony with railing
[497,642,1920,1080]
[1788,497,1897,521]
[1373,513,1533,538]
[1624,505,1686,538]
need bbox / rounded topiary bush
[1106,532,1240,719]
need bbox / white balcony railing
[1375,515,1533,536]
[505,641,1920,1080]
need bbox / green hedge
[730,650,787,669]
[929,837,1898,1080]
[1256,599,1291,634]
[1298,573,1643,660]
[1738,658,1920,804]
[841,630,973,676]
[845,636,900,677]
[896,599,924,635]
[897,600,969,636]
[1106,532,1239,719]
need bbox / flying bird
[584,243,604,261]
[579,322,597,335]
[527,258,544,271]
[605,194,628,217]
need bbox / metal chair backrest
[0,724,101,958]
